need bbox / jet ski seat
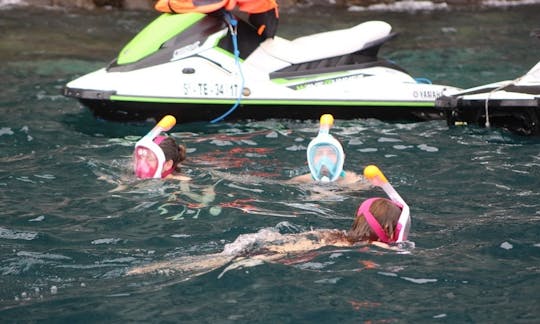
[519,61,540,85]
[259,20,392,64]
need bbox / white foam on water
[401,276,438,284]
[358,148,378,152]
[17,251,71,260]
[393,144,413,150]
[378,137,402,143]
[417,144,439,152]
[222,228,283,255]
[34,174,56,180]
[265,131,278,138]
[226,182,264,193]
[240,139,257,145]
[377,271,399,277]
[329,252,343,259]
[210,139,233,146]
[0,0,27,9]
[171,234,191,238]
[348,138,364,145]
[91,238,122,245]
[0,127,14,136]
[295,261,334,270]
[286,144,306,151]
[500,241,513,250]
[314,277,342,284]
[0,227,38,240]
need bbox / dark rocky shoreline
[10,0,536,11]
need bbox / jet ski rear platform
[435,61,540,136]
[63,12,461,123]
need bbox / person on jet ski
[288,114,363,186]
[154,0,279,39]
[133,115,191,181]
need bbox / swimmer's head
[133,135,167,179]
[347,198,405,243]
[160,137,187,173]
[133,115,186,179]
[307,139,344,182]
[133,136,187,179]
[306,114,344,182]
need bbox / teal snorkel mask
[307,114,345,182]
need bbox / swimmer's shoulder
[287,173,313,184]
[336,171,369,188]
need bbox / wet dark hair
[159,137,187,171]
[346,198,401,243]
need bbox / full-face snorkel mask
[307,114,345,182]
[360,165,411,243]
[133,115,176,179]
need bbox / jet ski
[435,61,540,136]
[62,12,461,123]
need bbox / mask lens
[312,145,339,179]
[134,147,159,179]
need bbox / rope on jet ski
[484,75,523,128]
[210,12,245,123]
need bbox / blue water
[1,5,540,323]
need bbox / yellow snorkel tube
[143,115,176,141]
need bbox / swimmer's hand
[166,174,192,181]
[370,241,401,251]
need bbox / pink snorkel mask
[134,136,167,179]
[361,165,411,243]
[133,115,176,179]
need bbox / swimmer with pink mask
[133,115,191,181]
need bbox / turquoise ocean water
[1,5,539,323]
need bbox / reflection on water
[1,4,540,323]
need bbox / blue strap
[210,12,245,123]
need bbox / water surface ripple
[1,5,539,323]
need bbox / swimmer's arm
[126,253,233,276]
[96,174,128,192]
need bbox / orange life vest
[155,0,278,15]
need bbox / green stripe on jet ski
[271,71,350,85]
[117,13,205,65]
[110,95,434,107]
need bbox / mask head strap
[356,197,404,243]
